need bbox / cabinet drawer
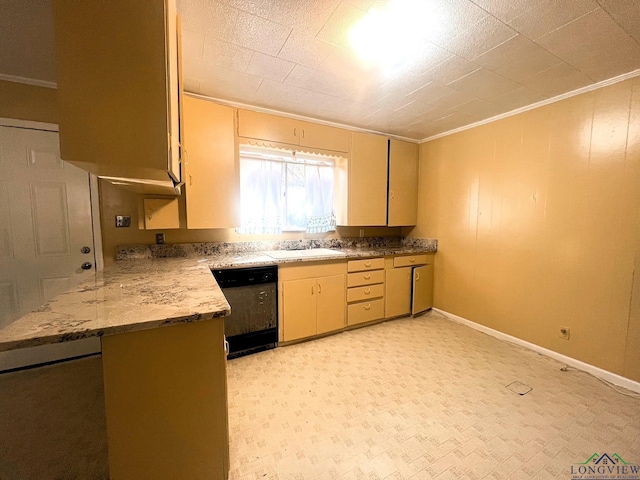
[393,254,428,268]
[347,269,384,287]
[347,284,384,303]
[348,299,384,326]
[348,258,385,272]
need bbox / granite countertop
[207,245,436,269]
[0,258,230,352]
[0,238,437,352]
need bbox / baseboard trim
[433,308,640,394]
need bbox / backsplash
[117,237,437,260]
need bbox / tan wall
[99,179,401,266]
[413,77,640,382]
[0,80,58,124]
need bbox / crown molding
[419,68,640,144]
[0,74,57,89]
[0,117,58,132]
[184,91,419,144]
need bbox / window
[237,146,336,235]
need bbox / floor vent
[506,381,532,395]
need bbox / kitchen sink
[263,248,346,259]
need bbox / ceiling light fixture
[349,0,440,75]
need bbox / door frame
[0,117,104,271]
[0,117,104,371]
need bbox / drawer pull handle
[364,288,371,294]
[364,304,371,310]
[364,261,372,267]
[409,257,415,263]
[363,274,371,279]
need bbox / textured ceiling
[179,0,640,140]
[1,0,640,140]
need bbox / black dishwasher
[211,266,278,359]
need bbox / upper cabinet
[237,109,350,153]
[183,96,238,229]
[337,132,388,226]
[52,0,182,191]
[337,135,418,227]
[387,139,418,226]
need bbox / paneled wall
[0,80,58,124]
[413,77,640,382]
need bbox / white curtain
[237,158,283,234]
[305,163,336,233]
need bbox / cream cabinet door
[53,0,180,183]
[316,274,346,334]
[348,132,388,226]
[282,278,317,341]
[183,97,238,229]
[412,265,434,315]
[298,121,350,153]
[385,267,412,318]
[237,109,298,145]
[388,139,418,226]
[143,198,180,229]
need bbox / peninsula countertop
[0,241,437,352]
[0,257,230,352]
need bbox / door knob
[81,262,93,270]
[81,246,91,254]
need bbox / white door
[412,264,434,316]
[0,125,100,370]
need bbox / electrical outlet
[115,215,131,228]
[156,233,165,244]
[559,326,570,340]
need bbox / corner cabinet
[337,135,418,227]
[385,254,434,318]
[52,0,182,189]
[388,139,418,226]
[183,96,238,229]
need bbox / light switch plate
[115,215,131,228]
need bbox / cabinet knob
[363,274,371,279]
[364,261,371,267]
[364,304,371,310]
[409,257,415,263]
[415,272,420,281]
[81,246,91,254]
[81,262,92,270]
[364,288,371,295]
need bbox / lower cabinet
[346,258,385,326]
[101,320,229,479]
[280,262,346,342]
[385,267,412,318]
[385,254,435,318]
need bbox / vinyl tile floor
[0,311,639,479]
[226,311,640,480]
